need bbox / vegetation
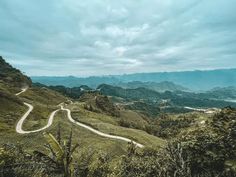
[92,108,236,177]
[0,56,31,88]
[0,143,37,177]
[33,83,93,99]
[1,57,236,176]
[33,127,79,177]
[145,114,194,139]
[115,142,191,177]
[3,107,235,177]
[124,101,160,117]
[98,84,162,102]
[167,107,236,176]
[19,86,66,106]
[201,86,236,99]
[0,90,25,133]
[79,92,120,117]
[31,68,236,90]
[70,102,165,148]
[116,81,189,92]
[0,127,79,177]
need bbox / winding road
[61,105,144,148]
[15,88,144,148]
[184,106,219,114]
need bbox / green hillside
[0,56,31,89]
[116,81,189,92]
[1,57,173,176]
[0,57,235,176]
[98,84,236,109]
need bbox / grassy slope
[0,81,22,94]
[1,56,164,167]
[19,86,66,105]
[0,84,158,159]
[0,82,25,132]
[0,96,25,133]
[119,109,149,129]
[69,102,165,148]
[17,86,67,130]
[0,86,129,168]
[0,111,129,169]
[0,84,66,134]
[1,82,165,173]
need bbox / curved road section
[15,88,28,96]
[61,105,144,148]
[15,88,144,148]
[15,88,60,134]
[15,102,59,134]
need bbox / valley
[1,1,236,176]
[1,56,236,176]
[14,87,146,147]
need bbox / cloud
[0,0,236,76]
[113,47,127,57]
[94,41,111,49]
[105,24,149,40]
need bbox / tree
[34,128,79,177]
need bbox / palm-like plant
[34,127,79,177]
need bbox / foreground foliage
[0,108,236,177]
[0,126,79,177]
[34,127,79,177]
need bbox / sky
[0,0,236,76]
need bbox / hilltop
[115,81,189,92]
[97,84,236,110]
[0,57,67,133]
[0,56,31,89]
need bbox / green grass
[0,81,22,94]
[4,86,67,131]
[69,102,165,148]
[170,111,214,138]
[0,87,132,158]
[22,104,57,130]
[0,111,129,167]
[0,91,25,133]
[19,86,66,106]
[0,85,66,144]
[70,102,118,125]
[1,83,164,172]
[119,109,149,129]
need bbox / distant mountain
[0,56,31,88]
[115,81,189,92]
[97,84,236,109]
[115,69,236,91]
[33,83,93,99]
[31,68,236,91]
[203,86,236,100]
[31,76,120,88]
[97,84,161,102]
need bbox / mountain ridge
[31,68,236,90]
[0,56,31,89]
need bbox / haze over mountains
[1,0,236,175]
[32,68,236,91]
[1,55,236,176]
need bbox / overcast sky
[0,0,236,76]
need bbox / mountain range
[32,68,236,91]
[1,56,236,176]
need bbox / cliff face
[0,56,32,88]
